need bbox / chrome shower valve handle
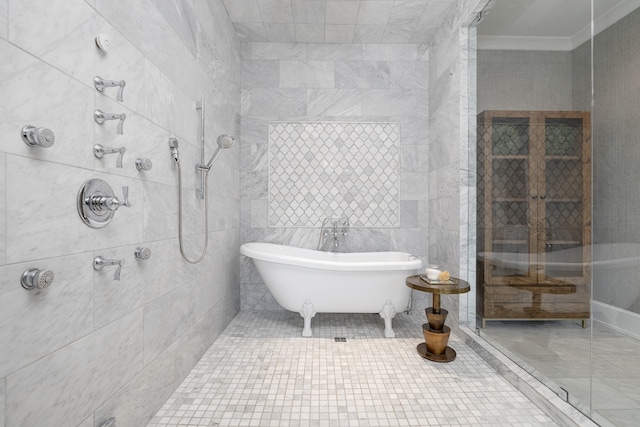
[94,144,126,168]
[93,76,126,102]
[87,186,129,212]
[94,110,126,135]
[78,179,130,228]
[93,256,125,281]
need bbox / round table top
[405,274,471,295]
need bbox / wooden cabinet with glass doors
[477,111,591,327]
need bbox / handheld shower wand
[168,97,236,264]
[200,135,235,171]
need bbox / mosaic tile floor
[147,311,559,427]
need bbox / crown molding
[479,0,640,51]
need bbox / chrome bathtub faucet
[318,216,349,250]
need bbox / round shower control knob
[22,126,55,148]
[134,247,152,261]
[21,268,54,290]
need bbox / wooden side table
[406,275,471,363]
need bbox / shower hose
[175,160,209,264]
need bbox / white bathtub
[240,242,423,338]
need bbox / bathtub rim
[240,242,423,272]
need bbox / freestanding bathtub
[240,242,423,338]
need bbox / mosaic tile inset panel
[268,122,400,227]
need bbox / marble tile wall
[0,0,241,426]
[427,0,488,328]
[240,42,431,311]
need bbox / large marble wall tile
[382,25,415,44]
[77,415,94,427]
[93,98,146,177]
[0,379,3,427]
[95,0,183,82]
[5,311,144,427]
[326,1,359,24]
[93,240,176,329]
[143,181,178,242]
[390,228,428,256]
[363,44,419,61]
[5,157,144,263]
[241,198,251,229]
[142,63,199,144]
[248,88,307,115]
[151,0,198,55]
[307,43,363,60]
[173,239,208,288]
[390,61,429,89]
[207,194,241,232]
[9,0,146,115]
[172,308,220,386]
[324,24,356,43]
[143,282,198,365]
[0,252,94,379]
[239,41,252,59]
[235,23,269,42]
[362,89,428,116]
[399,117,429,145]
[400,145,428,172]
[400,200,418,227]
[265,23,296,42]
[222,0,262,22]
[292,0,325,24]
[252,42,307,60]
[280,60,334,88]
[354,25,385,44]
[0,154,4,266]
[257,0,294,23]
[0,0,6,39]
[131,120,174,185]
[401,172,429,200]
[174,187,206,238]
[295,24,325,43]
[427,1,466,325]
[165,137,203,192]
[1,0,241,424]
[307,89,362,116]
[241,169,268,199]
[0,40,94,170]
[240,282,282,311]
[94,346,174,427]
[338,227,391,253]
[240,140,268,175]
[335,61,390,88]
[242,60,279,88]
[251,199,268,227]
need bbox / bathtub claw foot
[300,300,316,338]
[379,300,397,338]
